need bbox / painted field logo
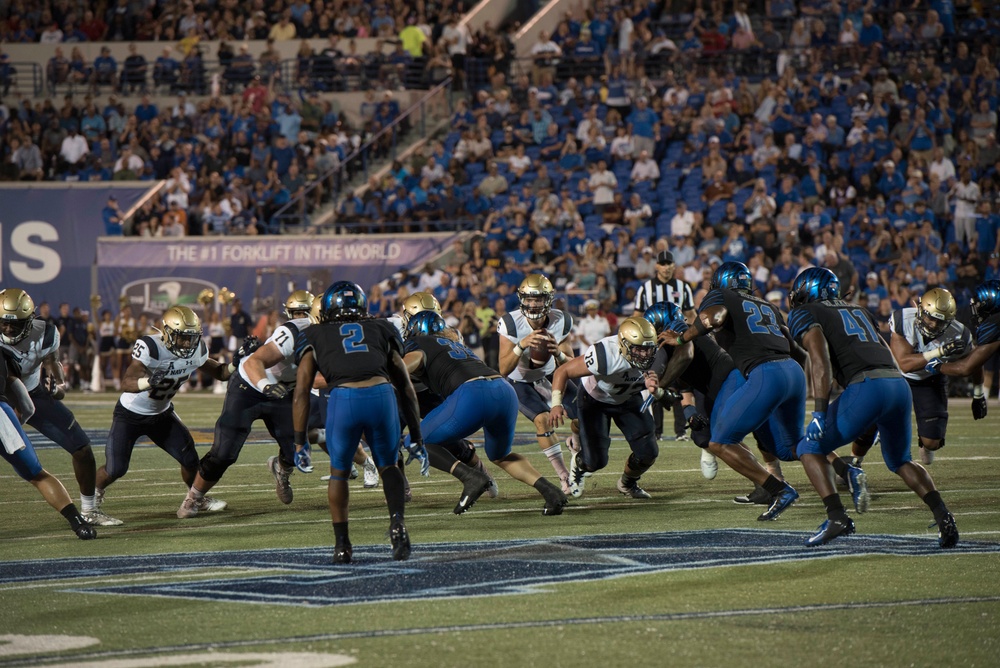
[4,530,997,608]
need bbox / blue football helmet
[710,261,753,294]
[320,281,368,322]
[406,310,448,339]
[642,301,686,335]
[971,280,1000,323]
[789,267,841,308]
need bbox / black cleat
[805,517,856,547]
[733,484,773,505]
[937,512,959,548]
[333,542,353,564]
[454,469,491,515]
[73,523,97,540]
[390,520,411,561]
[537,478,569,516]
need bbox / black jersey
[661,321,736,399]
[405,335,494,399]
[788,300,897,387]
[699,288,790,376]
[976,312,1000,346]
[297,318,402,387]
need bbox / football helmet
[406,311,448,339]
[284,290,315,320]
[401,291,442,325]
[710,261,753,295]
[0,288,35,345]
[916,287,956,339]
[789,267,841,308]
[642,301,686,335]
[517,274,554,320]
[617,316,658,370]
[161,306,202,358]
[971,280,1000,323]
[320,281,368,322]
[309,298,323,325]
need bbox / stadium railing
[2,61,44,97]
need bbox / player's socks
[543,443,570,481]
[187,486,205,501]
[426,444,460,473]
[922,490,949,523]
[61,503,96,539]
[380,466,407,518]
[80,494,95,513]
[761,475,787,497]
[822,493,850,521]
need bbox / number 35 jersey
[699,288,789,376]
[119,335,208,415]
[237,317,312,391]
[788,301,897,387]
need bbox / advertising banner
[96,234,460,320]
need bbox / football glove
[941,338,965,357]
[973,396,988,420]
[660,387,682,409]
[806,411,826,442]
[924,358,943,375]
[148,367,169,388]
[233,335,261,365]
[44,374,66,400]
[262,383,289,400]
[683,405,709,432]
[404,438,430,477]
[294,443,313,473]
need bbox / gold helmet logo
[284,290,315,320]
[617,316,658,370]
[0,288,35,345]
[916,287,956,339]
[161,305,202,358]
[518,273,555,320]
[401,291,442,325]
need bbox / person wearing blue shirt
[858,13,883,46]
[92,47,117,88]
[134,96,158,123]
[269,135,295,176]
[588,10,613,53]
[573,30,601,60]
[101,196,124,235]
[627,96,657,155]
[276,106,302,146]
[975,201,999,256]
[877,161,905,198]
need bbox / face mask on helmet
[916,305,951,339]
[0,316,33,345]
[622,340,657,370]
[165,326,201,358]
[518,290,553,320]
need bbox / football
[529,332,555,368]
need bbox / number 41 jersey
[788,301,897,387]
[699,288,789,376]
[119,335,209,416]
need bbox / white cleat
[568,451,586,498]
[700,449,718,480]
[83,509,124,526]
[177,496,199,519]
[363,458,379,488]
[197,496,227,512]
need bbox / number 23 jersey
[699,288,790,376]
[119,335,208,415]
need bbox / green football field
[1,392,998,668]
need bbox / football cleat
[474,459,499,499]
[675,433,690,442]
[805,517,856,547]
[73,522,97,540]
[268,455,293,505]
[197,496,227,512]
[937,512,959,548]
[538,477,569,516]
[333,542,353,564]
[568,451,587,498]
[700,449,718,480]
[321,474,332,482]
[177,496,199,519]
[349,463,359,480]
[363,458,379,488]
[389,516,411,561]
[847,466,870,513]
[733,485,773,505]
[757,484,799,521]
[920,445,934,465]
[83,509,123,526]
[454,470,491,515]
[404,483,412,503]
[616,477,652,499]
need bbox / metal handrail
[2,61,44,97]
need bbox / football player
[403,311,568,515]
[550,316,664,500]
[498,274,579,494]
[661,261,803,521]
[292,281,424,563]
[643,301,797,513]
[178,291,314,517]
[0,288,120,526]
[1,349,95,540]
[96,306,240,519]
[888,287,976,464]
[929,280,1000,411]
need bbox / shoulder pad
[42,322,57,349]
[140,335,159,360]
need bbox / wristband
[137,377,150,391]
[293,430,307,448]
[256,379,269,392]
[512,344,524,357]
[556,351,569,363]
[973,384,985,399]
[922,348,942,362]
[814,397,829,414]
[227,362,236,374]
[550,389,563,409]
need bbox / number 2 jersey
[699,288,790,376]
[890,307,972,381]
[119,335,209,416]
[0,319,59,392]
[405,335,494,398]
[297,318,402,387]
[237,317,312,391]
[497,308,574,383]
[582,335,667,405]
[788,301,897,388]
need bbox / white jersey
[99,321,116,338]
[238,317,311,391]
[119,335,209,415]
[890,307,972,381]
[581,335,656,405]
[498,309,574,383]
[387,314,406,337]
[0,319,59,392]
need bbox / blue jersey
[699,288,790,376]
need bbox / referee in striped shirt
[634,250,695,441]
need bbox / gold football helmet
[916,287,956,339]
[617,316,658,370]
[517,274,554,320]
[162,305,202,358]
[0,288,35,345]
[309,298,323,324]
[401,291,442,325]
[284,290,315,320]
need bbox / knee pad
[922,437,945,451]
[456,439,476,464]
[199,452,235,482]
[626,453,657,475]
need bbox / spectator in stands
[630,150,659,185]
[102,196,124,236]
[530,30,561,86]
[92,47,118,91]
[58,126,88,171]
